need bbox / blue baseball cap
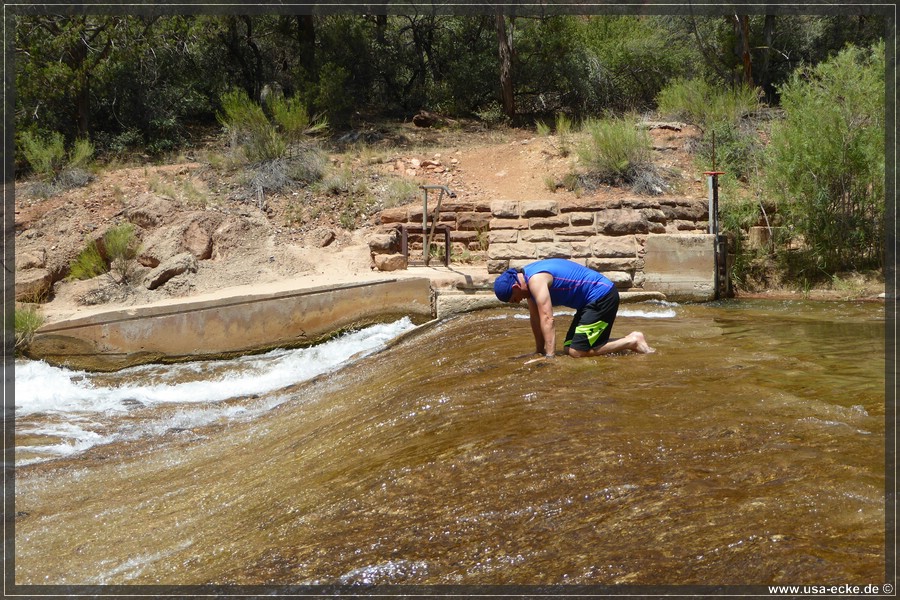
[493,268,519,302]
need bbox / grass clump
[104,223,142,284]
[69,240,108,281]
[576,116,653,187]
[536,113,576,157]
[15,305,44,354]
[68,223,142,285]
[18,130,95,197]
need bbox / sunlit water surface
[13,300,885,587]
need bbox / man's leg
[567,331,655,357]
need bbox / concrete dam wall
[27,278,433,372]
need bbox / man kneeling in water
[493,258,655,359]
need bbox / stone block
[520,200,558,217]
[660,200,707,222]
[529,216,568,229]
[603,270,634,289]
[520,231,554,243]
[621,197,660,209]
[490,218,529,230]
[535,242,572,258]
[450,231,479,244]
[570,242,592,258]
[15,268,53,302]
[587,257,640,272]
[456,212,491,231]
[641,208,668,223]
[144,252,198,290]
[559,197,620,211]
[472,199,493,212]
[374,253,408,271]
[487,260,509,274]
[597,208,649,236]
[489,230,519,244]
[591,236,637,258]
[556,226,596,238]
[367,229,401,253]
[379,207,409,224]
[488,242,537,260]
[443,200,475,212]
[491,200,520,218]
[569,212,596,226]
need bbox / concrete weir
[27,278,434,372]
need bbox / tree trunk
[735,14,753,87]
[296,15,316,79]
[496,12,515,119]
[760,15,776,102]
[375,14,387,45]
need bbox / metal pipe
[420,185,456,266]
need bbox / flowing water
[13,300,886,588]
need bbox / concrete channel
[25,253,697,372]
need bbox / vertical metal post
[704,170,725,298]
[422,188,429,264]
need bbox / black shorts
[563,287,619,352]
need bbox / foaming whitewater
[15,317,417,464]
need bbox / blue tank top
[522,259,614,309]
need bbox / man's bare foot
[630,331,656,354]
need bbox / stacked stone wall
[369,196,708,288]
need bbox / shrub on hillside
[764,41,885,273]
[576,117,654,188]
[656,78,764,180]
[69,223,142,285]
[18,130,95,197]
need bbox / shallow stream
[13,299,886,587]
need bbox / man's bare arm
[527,272,556,356]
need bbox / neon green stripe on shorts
[564,320,609,347]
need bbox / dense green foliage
[13,11,887,282]
[764,41,885,273]
[14,13,884,162]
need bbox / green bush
[18,130,95,199]
[314,63,354,128]
[104,223,141,284]
[218,86,329,195]
[657,78,764,180]
[218,88,283,163]
[576,117,652,185]
[656,78,761,127]
[68,137,95,170]
[19,130,66,178]
[15,305,44,353]
[68,223,141,284]
[764,41,885,272]
[68,241,108,281]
